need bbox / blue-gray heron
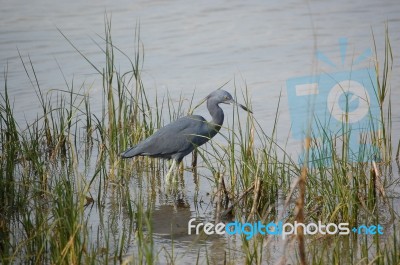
[121,89,252,181]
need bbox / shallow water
[1,0,400,263]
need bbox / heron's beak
[228,99,253,114]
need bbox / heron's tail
[120,145,138,158]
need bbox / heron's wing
[122,115,208,158]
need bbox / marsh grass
[195,25,399,265]
[0,17,399,265]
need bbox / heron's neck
[207,100,224,136]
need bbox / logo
[286,38,380,164]
[188,219,383,240]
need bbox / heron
[120,89,252,182]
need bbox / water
[2,0,400,125]
[1,0,400,263]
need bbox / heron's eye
[224,96,229,100]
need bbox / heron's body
[121,114,221,162]
[121,89,251,182]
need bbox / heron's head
[207,90,252,113]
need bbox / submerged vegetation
[0,19,399,264]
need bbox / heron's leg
[165,160,177,183]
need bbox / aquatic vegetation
[0,19,399,265]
